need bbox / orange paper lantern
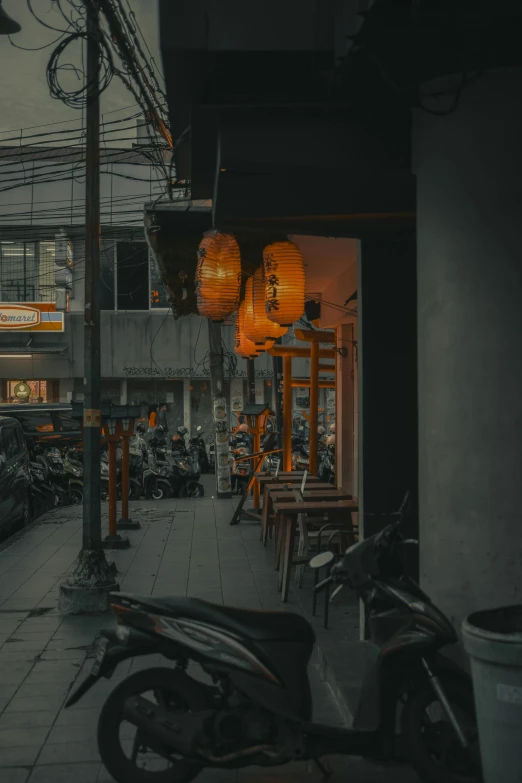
[234,301,261,359]
[263,240,305,326]
[196,230,241,320]
[244,267,287,344]
[242,277,276,352]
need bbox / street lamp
[104,417,118,438]
[0,2,21,34]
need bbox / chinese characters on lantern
[264,255,280,313]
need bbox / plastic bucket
[462,605,522,782]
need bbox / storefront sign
[13,381,31,400]
[0,303,64,332]
[0,305,40,329]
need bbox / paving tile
[54,707,100,727]
[28,763,101,783]
[0,768,31,783]
[0,727,49,747]
[0,711,57,729]
[46,724,96,744]
[0,745,41,767]
[16,681,71,699]
[5,696,65,714]
[36,740,100,765]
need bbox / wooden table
[260,482,338,544]
[273,499,358,602]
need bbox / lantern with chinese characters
[242,278,275,353]
[196,230,241,320]
[245,267,287,344]
[263,241,305,326]
[234,301,260,359]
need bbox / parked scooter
[318,442,335,484]
[63,447,83,505]
[66,492,479,783]
[32,444,69,507]
[28,460,55,519]
[189,426,212,473]
[140,448,173,500]
[231,426,251,494]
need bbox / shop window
[117,242,149,311]
[0,241,56,303]
[150,257,170,309]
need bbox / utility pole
[208,320,232,498]
[59,1,118,613]
[247,358,256,404]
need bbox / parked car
[0,416,31,531]
[0,404,81,450]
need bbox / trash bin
[462,605,522,783]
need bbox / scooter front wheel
[402,675,481,783]
[182,482,204,499]
[150,480,171,501]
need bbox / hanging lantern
[196,230,241,320]
[234,301,261,359]
[242,277,275,353]
[263,241,305,326]
[244,267,287,344]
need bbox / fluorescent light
[0,354,32,358]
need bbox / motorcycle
[63,447,83,505]
[32,444,69,507]
[141,448,175,500]
[231,431,251,494]
[169,447,205,498]
[29,460,55,519]
[318,443,335,484]
[66,492,480,783]
[189,426,212,474]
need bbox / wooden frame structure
[269,330,336,474]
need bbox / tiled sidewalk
[0,485,418,782]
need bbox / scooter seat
[116,593,315,644]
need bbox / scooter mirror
[309,551,335,569]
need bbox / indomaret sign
[0,303,64,332]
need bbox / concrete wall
[0,314,308,388]
[414,68,522,631]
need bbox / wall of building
[414,67,522,632]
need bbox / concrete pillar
[358,237,418,549]
[414,68,522,631]
[120,379,127,404]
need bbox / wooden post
[108,440,118,538]
[252,429,262,509]
[120,436,130,522]
[309,341,320,475]
[283,355,292,471]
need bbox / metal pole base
[103,534,130,550]
[117,519,141,530]
[58,547,120,614]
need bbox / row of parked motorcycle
[28,420,336,514]
[228,421,336,494]
[28,425,213,517]
[291,422,336,482]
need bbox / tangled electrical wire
[47,30,115,109]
